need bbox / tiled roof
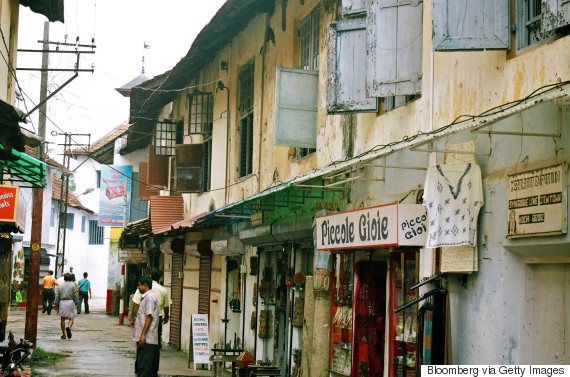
[149,195,185,234]
[52,174,93,213]
[153,212,207,236]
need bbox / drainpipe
[287,244,297,377]
[258,14,271,192]
[254,252,260,359]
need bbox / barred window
[238,59,255,178]
[88,220,104,245]
[60,212,74,230]
[154,120,182,156]
[188,92,213,135]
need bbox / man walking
[41,270,58,315]
[132,276,160,377]
[77,272,92,314]
[130,268,172,348]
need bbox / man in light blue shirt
[77,272,91,314]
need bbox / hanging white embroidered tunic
[422,163,484,248]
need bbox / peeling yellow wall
[0,0,19,103]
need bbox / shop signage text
[118,248,147,263]
[192,314,210,365]
[0,185,26,232]
[507,163,567,238]
[316,203,427,250]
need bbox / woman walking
[54,273,78,339]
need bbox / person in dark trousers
[40,270,58,315]
[130,268,171,348]
[77,272,92,314]
[133,276,160,377]
[54,273,78,339]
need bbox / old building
[118,0,570,374]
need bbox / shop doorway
[169,253,184,349]
[521,263,569,364]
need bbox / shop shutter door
[169,253,184,349]
[274,67,318,148]
[198,256,211,315]
[175,144,203,193]
[542,0,570,32]
[432,0,509,50]
[366,0,423,97]
[327,19,378,114]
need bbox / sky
[16,0,227,162]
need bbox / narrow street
[3,300,215,377]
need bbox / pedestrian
[54,273,78,339]
[132,276,160,377]
[129,268,172,348]
[77,272,92,314]
[40,270,58,315]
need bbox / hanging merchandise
[258,310,270,338]
[423,162,484,248]
[292,297,304,327]
[293,272,305,290]
[285,268,293,288]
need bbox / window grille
[188,92,213,135]
[154,120,180,156]
[296,6,320,159]
[88,220,104,245]
[239,59,255,178]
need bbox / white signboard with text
[192,314,210,369]
[507,163,567,238]
[316,203,427,250]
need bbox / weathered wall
[0,0,18,103]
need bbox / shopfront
[316,203,433,377]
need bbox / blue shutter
[432,0,509,50]
[327,19,378,114]
[366,0,423,97]
[542,0,570,32]
[342,0,367,16]
[274,67,318,148]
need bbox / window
[60,212,74,230]
[516,0,570,49]
[154,120,181,156]
[130,172,148,222]
[81,216,86,233]
[88,220,104,245]
[238,59,255,178]
[297,6,320,159]
[50,206,56,227]
[188,92,213,135]
[383,94,420,113]
[188,92,213,191]
[96,170,101,188]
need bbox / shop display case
[330,253,354,376]
[389,250,418,377]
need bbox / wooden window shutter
[327,19,378,114]
[147,145,169,188]
[175,144,203,193]
[542,0,570,32]
[432,0,509,50]
[138,162,159,200]
[366,0,423,97]
[274,67,318,148]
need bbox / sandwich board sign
[192,314,210,370]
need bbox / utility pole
[25,21,49,346]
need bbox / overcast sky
[16,0,226,161]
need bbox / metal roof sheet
[149,195,185,234]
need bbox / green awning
[0,145,46,188]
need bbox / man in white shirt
[129,268,172,348]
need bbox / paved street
[2,299,216,377]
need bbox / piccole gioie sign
[316,203,428,250]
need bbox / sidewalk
[2,299,216,377]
